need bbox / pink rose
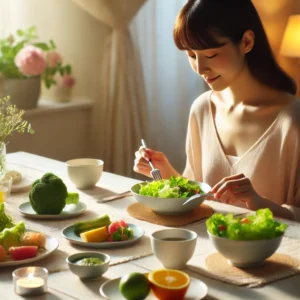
[60,74,76,88]
[47,51,62,68]
[15,45,46,76]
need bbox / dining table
[1,151,300,300]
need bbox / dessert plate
[62,223,144,249]
[99,275,208,299]
[18,202,87,220]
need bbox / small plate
[11,177,33,193]
[99,275,208,300]
[18,202,87,220]
[0,234,59,267]
[62,223,144,249]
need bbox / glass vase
[0,142,6,179]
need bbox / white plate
[18,202,87,220]
[0,234,59,267]
[11,177,33,193]
[99,275,208,300]
[62,223,144,249]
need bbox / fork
[141,139,163,181]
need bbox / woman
[134,0,300,220]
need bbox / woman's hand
[211,173,264,210]
[133,146,180,179]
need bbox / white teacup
[66,158,104,190]
[151,228,197,269]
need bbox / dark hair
[173,0,296,95]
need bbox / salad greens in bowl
[206,208,288,267]
[131,176,211,215]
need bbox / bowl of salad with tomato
[131,176,211,215]
[206,208,287,267]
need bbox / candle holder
[13,266,48,296]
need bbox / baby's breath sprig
[0,96,34,143]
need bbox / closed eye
[205,54,217,59]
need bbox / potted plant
[0,96,34,178]
[0,26,75,109]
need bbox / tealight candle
[13,267,48,296]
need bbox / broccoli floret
[29,172,79,215]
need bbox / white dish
[131,181,211,215]
[11,176,33,193]
[99,275,208,300]
[62,223,144,249]
[0,234,59,267]
[18,202,87,220]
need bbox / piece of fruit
[22,232,46,248]
[80,226,108,243]
[0,245,6,261]
[9,246,38,260]
[0,191,5,204]
[119,272,150,300]
[148,269,190,300]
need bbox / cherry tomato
[218,224,226,231]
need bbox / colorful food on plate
[0,203,47,262]
[9,246,38,260]
[29,172,79,214]
[74,214,111,235]
[206,208,287,240]
[119,272,150,300]
[22,232,46,248]
[138,176,203,198]
[74,215,134,243]
[75,257,104,266]
[148,269,190,300]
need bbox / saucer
[99,275,208,299]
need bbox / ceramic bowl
[207,231,284,267]
[151,228,197,269]
[66,252,110,279]
[66,158,104,189]
[131,181,211,215]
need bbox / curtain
[130,0,208,173]
[73,0,148,177]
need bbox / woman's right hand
[133,146,180,179]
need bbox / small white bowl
[66,252,110,279]
[207,231,284,268]
[151,228,197,269]
[131,181,211,215]
[66,158,104,190]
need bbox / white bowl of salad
[131,176,211,215]
[206,208,287,268]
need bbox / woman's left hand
[211,173,264,210]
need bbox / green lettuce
[0,203,15,232]
[138,176,203,198]
[0,221,26,250]
[206,208,287,240]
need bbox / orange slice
[148,269,190,300]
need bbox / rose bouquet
[0,26,75,89]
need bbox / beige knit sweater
[183,91,300,219]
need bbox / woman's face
[186,39,246,91]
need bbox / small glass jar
[12,267,48,296]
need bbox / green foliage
[0,221,25,251]
[0,203,15,232]
[29,172,79,215]
[139,176,202,198]
[0,26,72,89]
[206,208,288,240]
[0,96,34,144]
